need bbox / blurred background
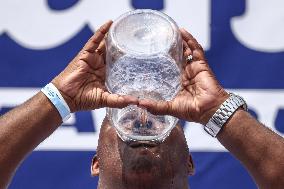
[0,0,284,188]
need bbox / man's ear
[187,154,195,176]
[91,155,100,176]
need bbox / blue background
[1,0,283,188]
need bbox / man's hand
[139,29,228,124]
[52,21,138,112]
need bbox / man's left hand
[52,21,138,112]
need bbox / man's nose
[134,120,153,129]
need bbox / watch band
[204,93,248,137]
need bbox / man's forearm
[217,109,284,189]
[0,92,62,188]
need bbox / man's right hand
[139,29,228,125]
[52,21,138,112]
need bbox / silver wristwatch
[204,93,248,137]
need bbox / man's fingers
[83,20,112,53]
[185,60,209,79]
[102,92,176,116]
[180,28,199,48]
[138,99,173,116]
[180,28,205,60]
[102,92,138,109]
[180,28,194,41]
[79,34,108,70]
[183,40,192,57]
[79,50,104,70]
[96,39,107,59]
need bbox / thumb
[138,99,174,116]
[102,92,138,109]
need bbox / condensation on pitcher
[107,55,181,101]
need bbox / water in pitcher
[106,9,182,142]
[106,55,181,141]
[106,55,181,100]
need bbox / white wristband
[41,83,71,122]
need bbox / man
[0,21,283,189]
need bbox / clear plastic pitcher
[106,9,182,142]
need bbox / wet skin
[93,117,194,189]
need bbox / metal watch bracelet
[204,93,248,137]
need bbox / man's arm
[217,109,284,189]
[0,20,137,189]
[0,93,61,188]
[139,28,284,189]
